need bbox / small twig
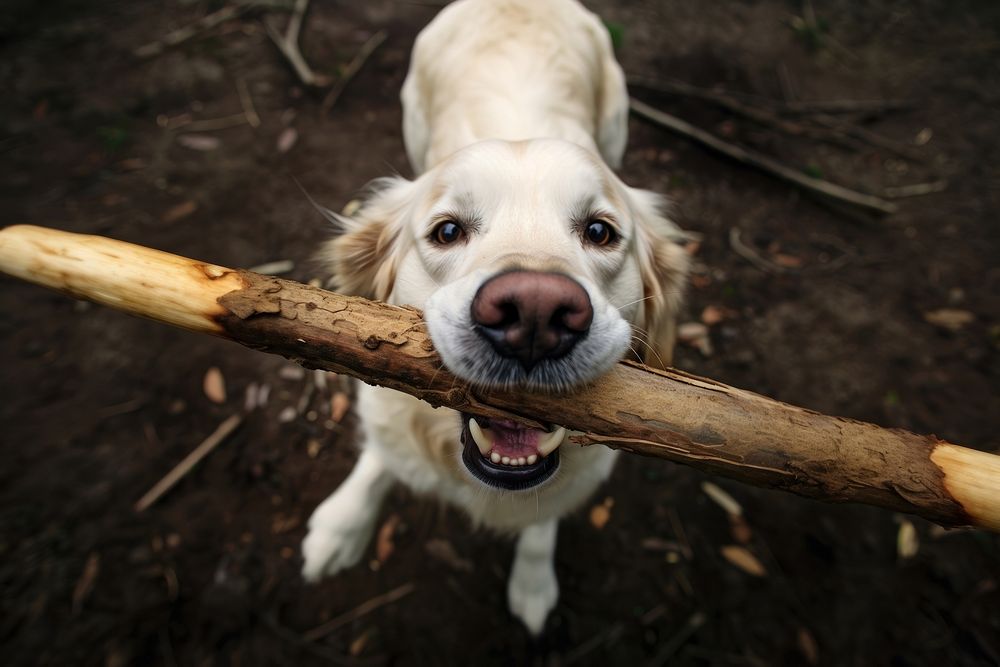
[134,413,244,512]
[260,612,368,666]
[134,1,292,59]
[178,113,249,133]
[565,622,626,664]
[97,396,148,420]
[883,180,949,199]
[811,113,925,161]
[667,507,693,561]
[630,98,898,215]
[780,98,914,115]
[134,5,244,59]
[236,78,261,128]
[322,30,388,114]
[728,228,788,274]
[629,77,868,153]
[265,0,331,88]
[648,611,708,666]
[303,582,416,642]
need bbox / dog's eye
[431,220,465,245]
[584,220,616,247]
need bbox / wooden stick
[629,98,898,215]
[1,225,997,532]
[133,413,244,512]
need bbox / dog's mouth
[459,413,563,490]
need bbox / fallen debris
[303,582,417,642]
[630,98,898,215]
[134,413,244,512]
[264,0,331,88]
[720,545,767,577]
[203,366,227,404]
[321,30,388,113]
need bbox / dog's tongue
[489,420,543,458]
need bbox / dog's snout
[471,271,593,370]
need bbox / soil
[1,1,998,665]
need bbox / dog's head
[321,139,688,494]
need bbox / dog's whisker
[614,294,657,311]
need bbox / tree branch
[1,225,997,531]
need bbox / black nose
[470,271,593,370]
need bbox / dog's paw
[300,525,370,582]
[301,504,377,582]
[508,561,559,636]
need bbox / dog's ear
[316,177,415,301]
[627,187,690,369]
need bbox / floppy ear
[315,177,415,301]
[628,188,690,369]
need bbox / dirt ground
[1,1,998,665]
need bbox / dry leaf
[162,200,198,223]
[689,274,712,289]
[923,308,974,332]
[271,513,301,534]
[701,481,743,516]
[589,497,614,530]
[797,627,819,665]
[331,392,350,423]
[72,552,100,615]
[277,127,298,153]
[203,367,226,404]
[307,438,322,458]
[117,157,146,172]
[773,253,804,268]
[677,322,713,356]
[349,629,373,657]
[425,539,473,572]
[700,305,726,326]
[897,519,919,559]
[177,134,221,151]
[720,545,767,577]
[375,514,400,563]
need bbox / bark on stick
[1,224,997,532]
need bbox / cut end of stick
[931,443,1000,532]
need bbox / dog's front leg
[301,447,394,581]
[508,519,559,636]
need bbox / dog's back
[401,0,628,173]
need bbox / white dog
[302,0,689,634]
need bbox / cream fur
[303,0,689,635]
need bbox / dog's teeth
[491,451,501,464]
[517,457,526,466]
[501,456,511,465]
[527,454,538,465]
[469,418,492,456]
[537,426,567,457]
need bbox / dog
[302,0,689,635]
